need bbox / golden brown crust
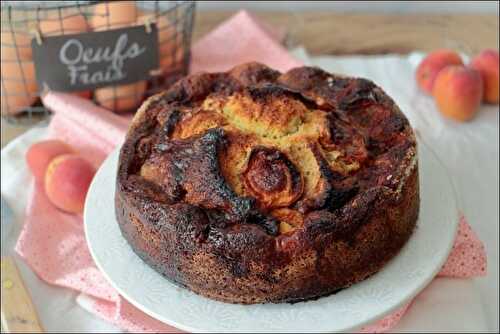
[115,62,419,304]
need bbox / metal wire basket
[1,1,195,125]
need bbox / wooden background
[2,11,499,147]
[194,12,499,56]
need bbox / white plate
[84,142,459,333]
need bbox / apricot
[416,49,463,94]
[470,49,499,104]
[26,140,73,181]
[45,154,95,214]
[433,65,483,122]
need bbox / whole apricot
[416,49,463,94]
[470,49,499,104]
[45,154,95,214]
[433,65,483,122]
[26,140,73,181]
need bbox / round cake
[115,62,419,304]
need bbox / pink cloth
[190,11,301,73]
[15,10,487,333]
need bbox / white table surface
[1,50,498,332]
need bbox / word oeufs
[59,33,146,85]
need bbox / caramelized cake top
[119,62,417,237]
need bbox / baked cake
[115,62,419,304]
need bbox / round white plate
[84,142,459,333]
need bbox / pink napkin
[15,10,486,333]
[190,11,301,73]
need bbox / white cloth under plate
[1,50,498,333]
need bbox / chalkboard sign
[31,25,159,92]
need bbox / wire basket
[1,0,195,125]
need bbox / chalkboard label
[31,25,159,92]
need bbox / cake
[115,62,419,304]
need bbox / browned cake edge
[115,64,420,304]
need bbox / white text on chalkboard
[59,33,146,86]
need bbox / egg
[75,90,92,99]
[91,1,147,112]
[91,1,138,31]
[94,81,147,113]
[1,31,33,61]
[1,30,37,115]
[137,13,184,73]
[1,61,38,115]
[38,13,91,99]
[38,13,89,36]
